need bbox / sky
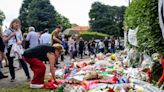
[0,0,128,29]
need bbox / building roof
[71,26,90,32]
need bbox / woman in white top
[3,19,30,82]
[68,36,75,59]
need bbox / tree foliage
[124,0,164,55]
[0,10,5,25]
[27,0,57,32]
[19,0,32,32]
[55,13,71,31]
[19,0,72,33]
[89,2,126,37]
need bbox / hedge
[80,32,109,41]
[124,0,164,55]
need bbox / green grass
[0,83,51,92]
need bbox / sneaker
[3,75,8,78]
[56,62,60,64]
[4,65,9,67]
[10,78,15,82]
[30,84,44,88]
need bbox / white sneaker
[30,84,44,88]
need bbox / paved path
[0,55,89,88]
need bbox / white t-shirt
[98,41,105,49]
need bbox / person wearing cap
[23,44,64,88]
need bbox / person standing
[39,29,51,45]
[74,37,78,58]
[78,37,84,59]
[98,40,105,53]
[61,35,69,61]
[87,41,91,56]
[0,26,8,79]
[104,37,109,54]
[51,25,63,64]
[51,25,62,45]
[26,27,40,48]
[3,19,30,82]
[110,38,115,53]
[90,40,96,56]
[64,37,69,55]
[83,41,87,55]
[115,37,119,50]
[68,35,75,59]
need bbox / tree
[89,2,126,36]
[55,13,71,31]
[71,23,78,27]
[27,0,57,32]
[19,0,57,33]
[0,10,5,25]
[116,6,127,37]
[124,0,164,55]
[19,0,33,32]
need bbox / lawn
[0,83,51,92]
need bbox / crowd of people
[0,18,124,88]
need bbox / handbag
[9,28,24,58]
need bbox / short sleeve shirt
[26,31,39,48]
[51,30,61,45]
[4,28,23,46]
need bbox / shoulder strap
[9,28,17,42]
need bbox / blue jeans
[99,48,104,53]
[110,47,115,53]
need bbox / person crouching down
[23,44,64,88]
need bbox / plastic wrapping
[129,79,163,92]
[125,68,148,81]
[55,69,65,79]
[141,54,152,69]
[64,85,87,92]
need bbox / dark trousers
[79,50,83,59]
[0,60,2,68]
[6,46,30,79]
[0,60,4,79]
[72,51,78,59]
[110,47,115,53]
[61,55,64,61]
[99,48,104,53]
[0,71,4,79]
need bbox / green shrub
[80,32,109,41]
[124,0,164,55]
